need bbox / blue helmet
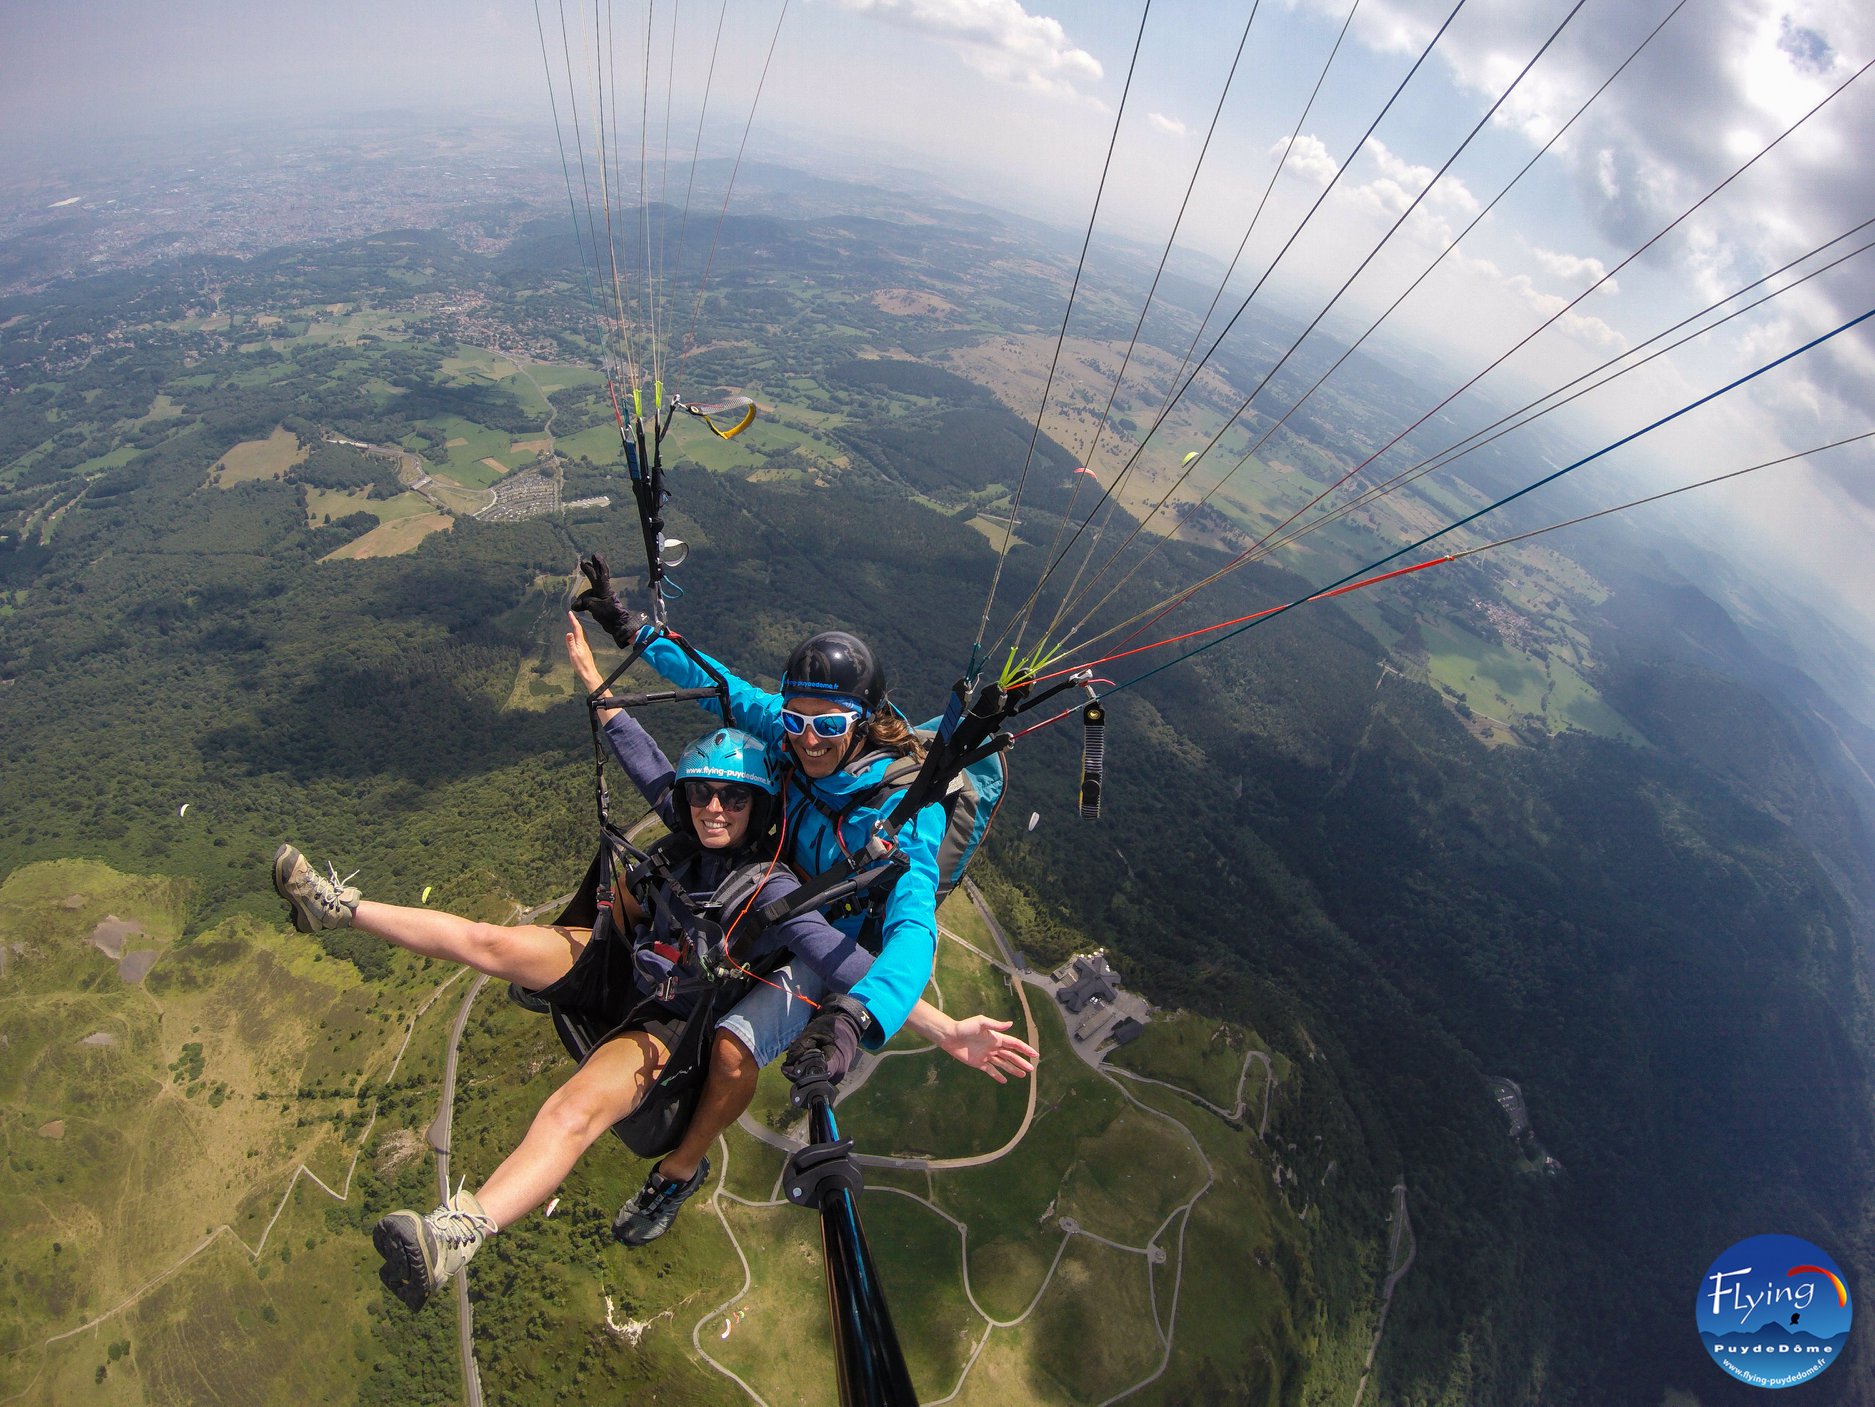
[673,728,777,792]
[670,727,777,847]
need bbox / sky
[3,0,1873,650]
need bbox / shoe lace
[325,860,361,891]
[429,1206,495,1248]
[430,1177,495,1247]
[632,1174,684,1215]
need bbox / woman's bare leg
[350,901,587,991]
[474,1030,668,1228]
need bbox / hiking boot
[273,844,361,933]
[372,1186,495,1311]
[614,1157,710,1246]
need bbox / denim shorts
[716,962,828,1067]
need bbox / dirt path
[428,878,621,1404]
[1108,1047,1273,1133]
[430,973,491,1407]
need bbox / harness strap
[757,846,909,927]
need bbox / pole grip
[785,1095,919,1406]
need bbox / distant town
[3,123,568,296]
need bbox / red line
[1013,555,1454,738]
[607,376,627,434]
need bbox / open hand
[565,611,605,693]
[936,1016,1038,1084]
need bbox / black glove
[783,994,872,1100]
[572,554,650,648]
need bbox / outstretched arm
[901,1002,1038,1084]
[569,612,680,825]
[640,634,783,743]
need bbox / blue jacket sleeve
[745,871,874,992]
[600,711,680,828]
[846,801,946,1046]
[640,634,784,748]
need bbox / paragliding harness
[521,824,785,1159]
[511,620,783,1160]
[512,375,768,1158]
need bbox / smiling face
[783,696,864,779]
[685,782,755,850]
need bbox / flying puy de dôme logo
[1696,1234,1852,1390]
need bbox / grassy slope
[0,858,482,1405]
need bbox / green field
[0,858,483,1406]
[1107,1009,1270,1114]
[426,416,534,488]
[213,427,306,486]
[1421,616,1634,739]
[303,486,435,528]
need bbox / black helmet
[781,631,886,713]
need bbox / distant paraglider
[1028,811,1040,832]
[177,803,189,818]
[420,885,433,904]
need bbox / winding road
[428,972,490,1407]
[1351,1182,1414,1407]
[731,924,1041,1173]
[425,887,578,1407]
[422,865,1364,1407]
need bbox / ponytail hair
[863,707,926,764]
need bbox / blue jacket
[602,710,874,1001]
[641,633,944,1044]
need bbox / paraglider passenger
[271,615,1035,1309]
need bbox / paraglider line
[1013,428,1875,733]
[1052,48,1875,674]
[975,0,1154,656]
[1010,0,1267,651]
[990,0,1471,659]
[1104,220,1875,656]
[533,0,608,359]
[1107,306,1875,696]
[1053,0,1666,651]
[681,0,792,368]
[546,0,628,385]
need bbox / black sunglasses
[683,780,755,812]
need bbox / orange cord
[714,770,822,1012]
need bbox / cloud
[831,0,1102,101]
[1297,0,1873,497]
[1359,136,1481,215]
[1147,111,1189,138]
[1275,133,1339,188]
[1531,245,1615,291]
[1778,16,1836,75]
